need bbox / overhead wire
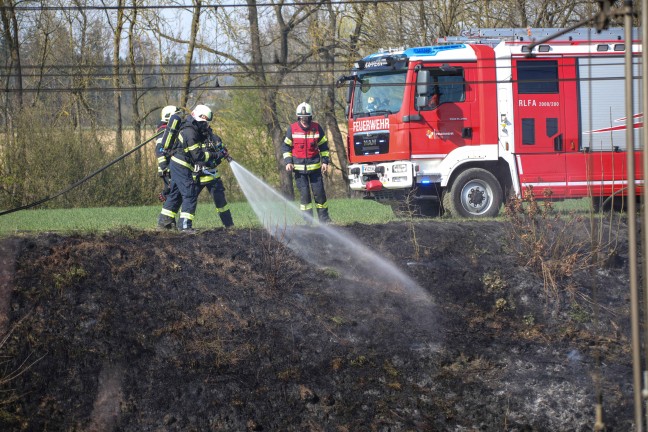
[0,73,639,94]
[0,44,638,93]
[2,0,419,11]
[0,57,633,73]
[0,67,361,78]
[0,60,635,83]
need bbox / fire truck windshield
[352,72,406,118]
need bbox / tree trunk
[322,0,349,194]
[181,1,201,109]
[0,0,23,109]
[128,2,142,155]
[246,0,294,200]
[33,25,51,107]
[112,0,125,153]
[0,0,22,203]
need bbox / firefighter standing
[282,102,331,224]
[157,104,233,232]
[155,105,184,229]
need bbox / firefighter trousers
[294,169,330,223]
[162,162,233,230]
[163,161,199,230]
[157,175,183,229]
[204,178,234,227]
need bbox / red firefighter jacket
[282,121,330,172]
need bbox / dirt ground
[0,219,636,431]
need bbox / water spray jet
[229,161,433,304]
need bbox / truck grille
[353,132,389,156]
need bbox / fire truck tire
[443,168,503,218]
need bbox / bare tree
[29,8,57,107]
[181,0,202,108]
[244,0,292,196]
[319,1,349,193]
[0,0,23,109]
[245,0,335,199]
[0,0,623,210]
[62,0,93,130]
[141,1,184,111]
[104,0,126,153]
[156,0,332,199]
[127,0,141,149]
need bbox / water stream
[229,161,432,303]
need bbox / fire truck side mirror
[346,82,353,104]
[416,70,430,111]
[416,96,428,110]
[416,70,430,95]
[344,105,349,120]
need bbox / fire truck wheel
[444,168,503,218]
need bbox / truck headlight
[393,164,408,173]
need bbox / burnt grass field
[0,218,637,431]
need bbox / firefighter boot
[219,210,234,228]
[178,218,196,234]
[157,214,176,230]
[317,208,331,224]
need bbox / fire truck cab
[339,28,642,217]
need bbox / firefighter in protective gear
[158,104,234,232]
[282,102,331,224]
[155,106,183,194]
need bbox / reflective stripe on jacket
[155,122,170,174]
[282,121,330,171]
[170,115,216,171]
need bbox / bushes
[0,91,350,211]
[0,114,160,210]
[504,186,618,305]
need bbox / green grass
[533,197,593,213]
[0,196,597,235]
[0,198,398,234]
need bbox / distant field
[0,198,398,234]
[0,197,595,235]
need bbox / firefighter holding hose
[157,104,233,232]
[282,102,332,224]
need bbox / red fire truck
[338,28,643,217]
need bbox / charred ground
[0,219,636,431]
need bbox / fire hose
[198,145,234,178]
[160,144,233,202]
[0,130,164,217]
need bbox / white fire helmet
[161,105,179,122]
[296,102,313,118]
[192,104,213,122]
